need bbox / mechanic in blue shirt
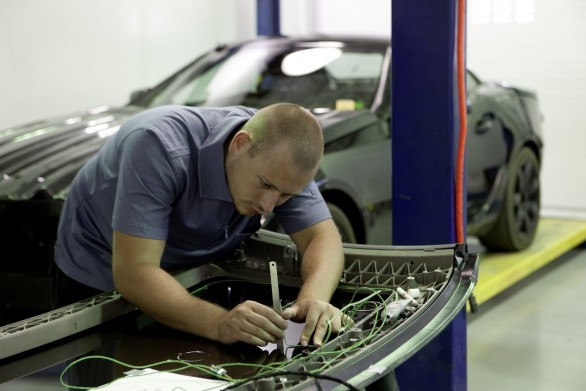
[54,103,347,348]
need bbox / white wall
[281,0,391,38]
[466,0,586,218]
[285,0,586,217]
[0,0,256,130]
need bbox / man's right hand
[215,300,288,346]
[113,232,287,347]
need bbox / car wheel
[327,202,357,244]
[479,147,540,251]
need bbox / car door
[465,72,508,223]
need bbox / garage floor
[467,246,586,391]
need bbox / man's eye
[262,182,272,189]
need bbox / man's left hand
[281,299,353,347]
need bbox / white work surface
[91,368,228,391]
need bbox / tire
[479,147,540,251]
[327,202,357,244]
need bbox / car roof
[219,35,390,52]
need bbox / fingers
[217,300,353,350]
[300,311,328,347]
[281,305,298,321]
[298,302,353,348]
[218,301,287,346]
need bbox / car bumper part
[0,229,478,389]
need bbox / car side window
[324,52,384,110]
[243,49,385,111]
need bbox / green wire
[59,355,233,390]
[60,286,404,389]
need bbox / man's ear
[230,130,252,153]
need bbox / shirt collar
[198,116,249,202]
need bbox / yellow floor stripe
[470,217,586,306]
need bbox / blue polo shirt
[55,105,331,291]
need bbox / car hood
[0,105,143,200]
[0,105,374,201]
[315,108,380,145]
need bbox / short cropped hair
[243,103,324,175]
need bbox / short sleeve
[112,128,179,239]
[273,181,331,234]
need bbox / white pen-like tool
[269,261,285,353]
[397,287,420,306]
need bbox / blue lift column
[392,1,467,390]
[257,0,280,36]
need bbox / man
[54,103,347,348]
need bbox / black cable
[224,370,361,391]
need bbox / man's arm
[283,218,349,347]
[112,230,287,346]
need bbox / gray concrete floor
[467,247,586,391]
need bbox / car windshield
[136,43,385,112]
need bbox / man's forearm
[285,220,347,346]
[115,263,226,341]
[296,229,344,302]
[112,231,287,346]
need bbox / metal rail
[0,265,214,360]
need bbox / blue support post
[257,0,280,36]
[391,1,467,390]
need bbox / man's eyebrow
[259,175,300,197]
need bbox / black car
[0,36,542,312]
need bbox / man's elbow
[112,262,133,298]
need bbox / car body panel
[0,106,140,201]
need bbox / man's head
[243,103,324,174]
[225,103,324,216]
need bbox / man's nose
[259,190,280,214]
